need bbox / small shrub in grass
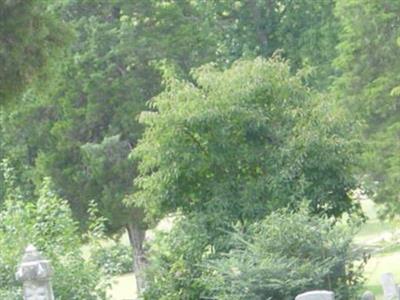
[92,243,133,276]
[203,207,367,300]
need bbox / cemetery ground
[106,199,400,300]
[357,199,400,300]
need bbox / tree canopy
[132,57,361,226]
[334,0,400,215]
[0,0,344,230]
[0,0,68,104]
[1,1,399,297]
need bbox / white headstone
[16,245,55,300]
[295,290,334,300]
[361,291,375,300]
[380,273,400,300]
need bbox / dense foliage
[143,216,213,300]
[334,0,400,216]
[0,1,347,292]
[206,0,339,88]
[133,57,363,298]
[0,0,398,298]
[0,0,68,104]
[133,57,361,222]
[0,166,107,299]
[143,208,366,300]
[203,208,365,300]
[92,243,133,276]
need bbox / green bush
[143,208,366,300]
[203,207,367,300]
[0,288,20,300]
[0,178,108,299]
[92,243,133,276]
[143,216,215,300]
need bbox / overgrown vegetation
[143,216,213,299]
[144,208,367,300]
[0,164,108,298]
[132,57,361,222]
[92,243,133,276]
[204,207,366,300]
[0,0,398,298]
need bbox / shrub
[0,178,108,299]
[143,216,215,300]
[143,207,366,300]
[92,243,133,276]
[0,288,20,300]
[203,207,367,300]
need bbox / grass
[356,221,396,241]
[357,200,400,300]
[108,273,137,300]
[364,252,400,299]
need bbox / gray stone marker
[16,244,55,300]
[380,273,400,300]
[361,291,375,300]
[295,290,335,300]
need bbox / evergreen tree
[0,0,68,104]
[334,0,400,214]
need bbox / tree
[206,0,339,88]
[334,0,400,216]
[0,0,345,293]
[0,92,54,205]
[14,0,218,293]
[132,57,361,228]
[133,57,361,298]
[0,0,68,104]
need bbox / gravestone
[380,273,400,300]
[16,244,55,300]
[361,291,375,300]
[295,290,334,300]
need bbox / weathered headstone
[16,244,55,300]
[295,290,335,300]
[380,273,400,300]
[361,291,375,300]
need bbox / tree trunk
[126,222,147,295]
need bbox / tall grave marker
[16,245,55,300]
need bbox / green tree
[17,0,218,292]
[0,0,340,208]
[0,0,345,294]
[334,0,400,215]
[133,57,361,229]
[0,92,53,204]
[207,0,339,88]
[134,56,361,299]
[0,0,68,104]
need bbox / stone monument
[16,244,55,300]
[295,290,335,300]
